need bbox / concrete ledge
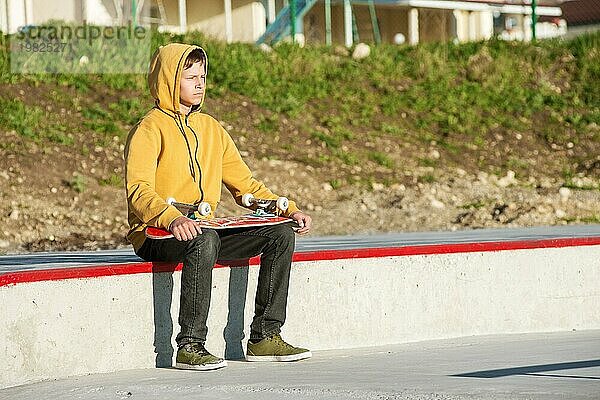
[1,237,600,388]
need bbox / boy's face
[180,61,206,108]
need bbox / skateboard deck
[145,214,292,240]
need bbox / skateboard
[145,194,293,240]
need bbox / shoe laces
[183,342,210,356]
[268,334,293,349]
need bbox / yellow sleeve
[220,129,300,217]
[124,124,182,229]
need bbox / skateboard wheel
[276,197,289,212]
[198,202,211,216]
[166,197,176,205]
[242,193,254,207]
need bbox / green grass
[562,168,600,190]
[505,157,530,172]
[380,123,403,136]
[0,98,72,144]
[419,173,437,183]
[562,215,600,224]
[562,180,600,191]
[0,27,599,185]
[99,173,123,187]
[82,105,118,134]
[0,98,43,138]
[329,179,343,189]
[333,149,359,166]
[68,174,86,193]
[311,130,341,149]
[255,114,279,134]
[369,151,394,168]
[108,98,149,127]
[419,157,437,167]
[461,200,487,209]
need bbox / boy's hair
[184,48,205,69]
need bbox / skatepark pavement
[1,330,598,400]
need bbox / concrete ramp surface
[1,330,599,400]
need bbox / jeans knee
[271,223,296,248]
[187,229,220,260]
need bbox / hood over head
[148,43,208,114]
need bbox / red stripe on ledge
[1,237,599,287]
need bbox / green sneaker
[246,334,312,362]
[175,343,227,371]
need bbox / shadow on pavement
[453,359,600,380]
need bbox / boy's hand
[289,211,312,235]
[169,216,202,241]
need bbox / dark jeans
[136,222,296,347]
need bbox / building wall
[0,1,6,33]
[304,4,411,45]
[454,9,493,42]
[0,0,550,44]
[351,4,380,43]
[86,0,125,25]
[161,0,266,42]
[30,0,79,24]
[302,2,344,44]
[184,0,228,35]
[302,2,323,43]
[1,0,266,41]
[479,10,494,40]
[231,1,267,42]
[304,4,460,45]
[454,10,473,41]
[1,0,141,32]
[328,4,347,45]
[161,0,220,27]
[4,0,26,33]
[378,6,409,44]
[563,23,600,39]
[29,0,135,27]
[419,8,456,43]
[497,13,530,41]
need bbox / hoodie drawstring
[175,113,205,203]
[185,115,205,203]
[175,113,196,181]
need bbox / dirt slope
[0,80,598,254]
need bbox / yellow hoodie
[124,43,299,251]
